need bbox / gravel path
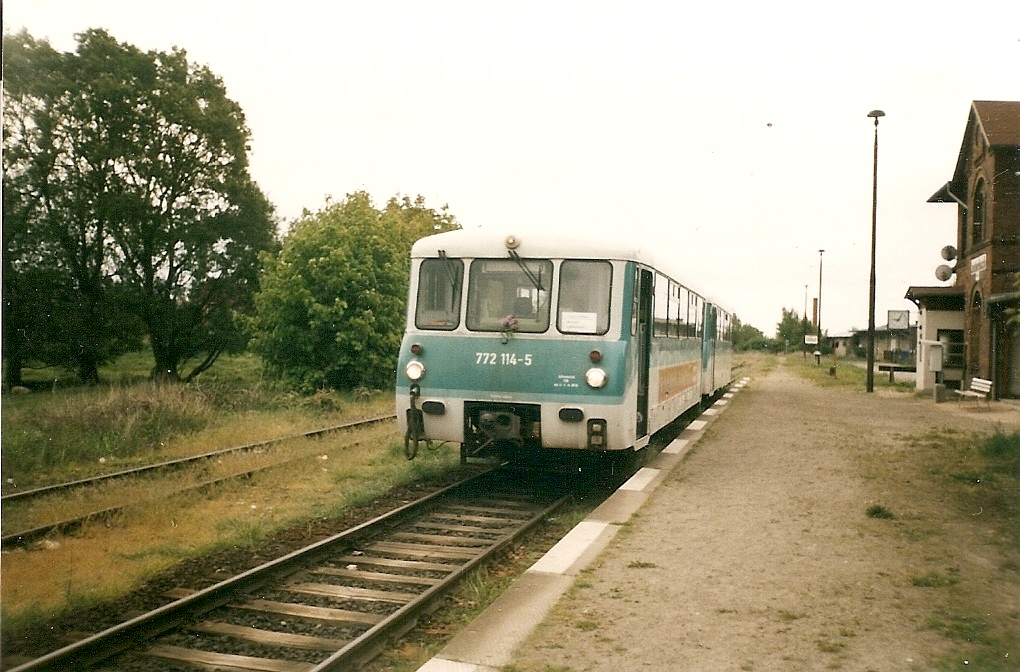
[509,360,1020,671]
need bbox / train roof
[411,227,730,311]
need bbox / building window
[937,329,965,369]
[971,180,986,246]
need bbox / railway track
[1,415,396,503]
[1,415,397,549]
[7,467,574,672]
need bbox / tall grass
[0,352,387,487]
[787,354,914,392]
[2,383,214,478]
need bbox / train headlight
[585,367,607,389]
[405,360,425,382]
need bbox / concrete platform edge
[415,378,750,671]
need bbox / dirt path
[510,360,1020,671]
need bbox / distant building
[849,323,918,364]
[829,335,852,359]
[910,100,1020,398]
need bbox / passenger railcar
[396,228,733,464]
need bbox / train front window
[558,260,611,335]
[415,257,463,330]
[466,259,551,333]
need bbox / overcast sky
[5,1,1019,335]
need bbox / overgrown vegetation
[246,192,459,392]
[866,504,895,519]
[1,397,454,644]
[892,426,1019,670]
[3,29,276,385]
[787,352,915,392]
[1,353,387,487]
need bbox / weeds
[1,353,393,488]
[910,571,959,588]
[980,428,1019,475]
[215,518,268,550]
[927,611,993,644]
[816,637,847,653]
[866,505,895,519]
[626,560,657,569]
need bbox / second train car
[396,228,733,465]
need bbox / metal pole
[866,110,884,392]
[817,249,824,348]
[804,284,808,359]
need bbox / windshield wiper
[507,250,544,292]
[437,250,461,309]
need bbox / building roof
[905,285,966,311]
[928,100,1020,205]
[973,100,1020,146]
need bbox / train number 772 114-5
[476,352,533,366]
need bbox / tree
[731,316,769,351]
[776,307,810,352]
[3,31,141,384]
[248,192,458,392]
[2,29,276,384]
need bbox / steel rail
[1,414,395,503]
[2,445,362,548]
[312,483,569,671]
[7,466,521,672]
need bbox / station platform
[416,379,750,672]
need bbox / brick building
[912,101,1020,398]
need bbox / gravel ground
[510,360,1020,672]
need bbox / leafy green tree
[776,307,810,351]
[731,316,770,351]
[2,29,276,384]
[3,31,141,384]
[249,192,458,391]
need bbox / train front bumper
[396,393,633,451]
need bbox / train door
[635,268,653,438]
[701,304,717,395]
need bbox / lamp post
[804,284,808,360]
[866,109,885,393]
[817,249,824,350]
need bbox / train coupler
[404,384,425,460]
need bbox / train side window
[558,260,612,335]
[653,273,671,338]
[466,259,552,333]
[685,292,697,338]
[415,258,463,330]
[693,295,704,338]
[673,282,689,338]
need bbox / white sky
[5,0,1019,336]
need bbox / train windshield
[466,258,552,333]
[415,257,464,330]
[558,260,612,335]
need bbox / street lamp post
[817,249,824,349]
[866,109,885,393]
[804,284,808,360]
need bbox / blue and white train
[396,228,732,465]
